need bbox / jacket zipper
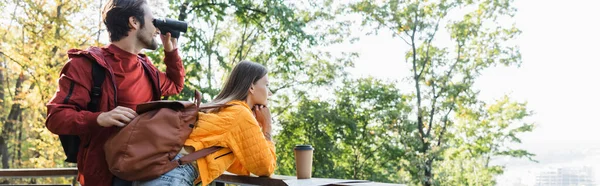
[214,151,233,160]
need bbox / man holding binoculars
[45,0,188,185]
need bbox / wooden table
[215,173,405,186]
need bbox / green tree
[148,0,354,104]
[350,0,532,185]
[275,78,411,183]
[151,3,360,181]
[436,96,534,185]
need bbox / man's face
[136,4,159,50]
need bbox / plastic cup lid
[294,145,314,150]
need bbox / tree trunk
[0,57,6,169]
[96,0,103,44]
[0,137,9,169]
[16,115,22,167]
[423,159,433,186]
[0,60,4,108]
[0,59,4,169]
[50,0,62,57]
[178,0,189,21]
[0,72,25,169]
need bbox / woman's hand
[253,105,272,140]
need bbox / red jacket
[45,46,185,186]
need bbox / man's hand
[97,106,137,127]
[160,32,177,52]
[253,105,272,140]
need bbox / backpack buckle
[91,87,102,97]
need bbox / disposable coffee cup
[294,145,314,179]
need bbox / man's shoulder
[67,46,106,58]
[65,51,93,68]
[66,46,111,67]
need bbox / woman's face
[249,75,272,106]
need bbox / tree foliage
[0,0,534,185]
[0,0,99,183]
[148,0,354,103]
[349,0,532,185]
[275,78,411,183]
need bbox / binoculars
[152,18,187,39]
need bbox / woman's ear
[248,85,255,94]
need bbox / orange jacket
[184,100,277,185]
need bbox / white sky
[347,0,600,184]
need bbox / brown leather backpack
[104,91,226,181]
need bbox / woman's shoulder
[203,100,249,113]
[223,100,250,111]
[221,100,254,120]
[200,100,254,123]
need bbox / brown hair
[102,0,147,42]
[208,61,268,108]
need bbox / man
[45,0,185,185]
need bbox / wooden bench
[0,168,77,186]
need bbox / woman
[134,61,276,186]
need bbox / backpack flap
[136,101,195,114]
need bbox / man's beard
[138,31,158,50]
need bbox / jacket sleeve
[45,57,103,135]
[158,49,185,96]
[226,159,249,175]
[226,108,277,176]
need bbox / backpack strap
[194,90,202,106]
[87,61,105,112]
[177,146,224,165]
[198,104,233,110]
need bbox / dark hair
[210,61,268,106]
[102,0,147,42]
